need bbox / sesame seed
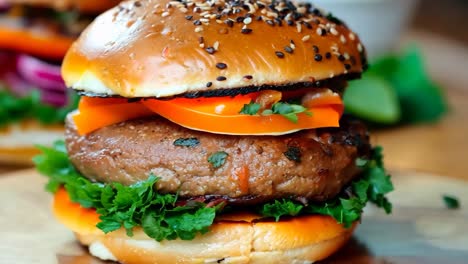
[344,64,351,70]
[225,19,234,27]
[216,63,227,69]
[314,54,323,61]
[284,46,293,54]
[330,27,338,36]
[217,76,227,81]
[193,20,202,26]
[205,47,215,54]
[266,20,275,26]
[338,54,345,61]
[161,11,170,17]
[316,28,324,36]
[357,43,363,52]
[243,75,253,80]
[199,43,205,48]
[344,52,350,60]
[296,22,302,33]
[313,45,319,53]
[185,15,193,20]
[206,82,213,87]
[349,33,356,41]
[194,26,203,33]
[301,35,310,42]
[325,52,332,59]
[241,28,252,34]
[275,51,285,58]
[244,17,252,24]
[213,41,220,50]
[340,35,347,44]
[198,36,204,44]
[179,7,188,13]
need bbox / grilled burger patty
[66,115,370,202]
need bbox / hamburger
[0,0,119,164]
[35,0,394,263]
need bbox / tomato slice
[73,91,344,136]
[142,99,341,135]
[0,26,74,59]
[72,98,154,135]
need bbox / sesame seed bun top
[62,0,367,98]
[5,0,120,13]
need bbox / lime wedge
[344,74,401,124]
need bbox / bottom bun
[0,120,64,165]
[54,189,356,264]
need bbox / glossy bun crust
[63,0,367,98]
[6,0,120,12]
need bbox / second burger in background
[36,0,394,263]
[0,0,120,164]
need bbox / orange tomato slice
[72,98,154,135]
[73,91,344,136]
[0,26,74,59]
[142,99,341,135]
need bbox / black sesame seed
[243,75,253,80]
[290,40,295,45]
[287,20,294,26]
[325,52,332,59]
[216,63,227,69]
[256,16,263,21]
[185,15,193,21]
[313,45,319,53]
[193,20,202,26]
[303,21,312,29]
[206,82,213,87]
[344,64,352,70]
[241,28,252,34]
[350,56,357,65]
[216,14,222,19]
[275,51,285,58]
[236,16,244,23]
[284,46,293,54]
[275,18,283,26]
[198,36,204,44]
[205,47,216,54]
[217,76,227,81]
[314,54,323,62]
[338,55,345,61]
[225,19,234,27]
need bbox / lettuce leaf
[0,88,78,128]
[35,142,393,240]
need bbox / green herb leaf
[208,151,228,168]
[260,200,303,221]
[0,87,78,128]
[34,142,218,242]
[443,195,460,209]
[173,138,200,148]
[239,102,261,115]
[271,102,309,123]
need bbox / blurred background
[1,0,468,179]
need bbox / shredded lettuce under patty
[0,88,78,128]
[34,141,393,241]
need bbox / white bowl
[312,0,419,58]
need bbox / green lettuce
[34,142,393,241]
[0,88,78,128]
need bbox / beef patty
[65,115,370,202]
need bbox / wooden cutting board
[1,169,467,264]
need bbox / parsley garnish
[265,102,311,123]
[173,138,200,147]
[0,87,78,128]
[239,102,261,115]
[208,151,229,168]
[443,195,460,209]
[35,142,394,241]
